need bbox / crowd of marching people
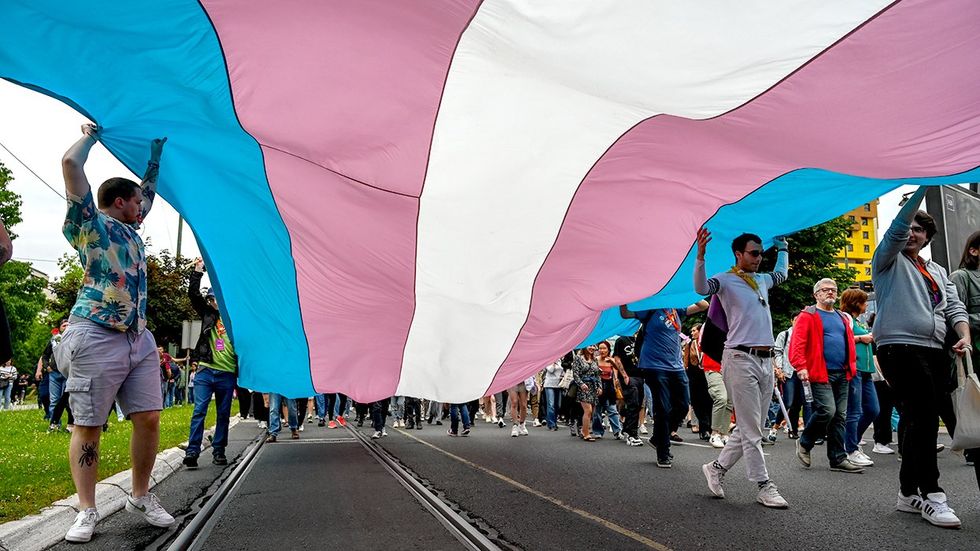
[249,186,980,530]
[10,122,979,543]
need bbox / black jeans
[252,394,269,423]
[51,391,74,426]
[783,372,812,437]
[686,365,712,434]
[878,344,952,496]
[872,380,895,445]
[645,369,690,461]
[621,375,645,438]
[799,371,849,466]
[404,397,422,426]
[236,386,252,418]
[353,401,369,422]
[370,398,390,432]
[327,393,348,419]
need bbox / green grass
[0,401,238,522]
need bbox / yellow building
[836,200,879,282]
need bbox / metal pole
[176,215,184,262]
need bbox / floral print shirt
[63,190,147,332]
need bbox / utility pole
[176,215,184,262]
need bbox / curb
[0,416,242,551]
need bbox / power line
[13,257,60,263]
[0,139,66,200]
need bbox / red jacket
[788,306,856,383]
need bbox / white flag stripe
[397,0,890,401]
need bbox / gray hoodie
[872,205,967,348]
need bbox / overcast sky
[0,80,203,280]
[0,79,916,281]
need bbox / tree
[0,261,48,370]
[146,249,195,349]
[0,161,46,371]
[767,216,857,333]
[45,254,84,327]
[0,164,23,240]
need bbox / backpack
[700,296,728,364]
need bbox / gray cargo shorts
[60,316,162,427]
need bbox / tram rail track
[160,423,501,551]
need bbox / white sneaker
[485,416,493,423]
[532,419,541,427]
[65,508,99,542]
[872,443,895,455]
[371,431,382,439]
[756,481,789,509]
[722,435,730,444]
[702,463,725,499]
[257,421,268,429]
[627,436,644,447]
[710,434,725,449]
[847,451,873,467]
[897,491,924,513]
[298,424,304,432]
[856,450,875,465]
[125,493,175,527]
[639,425,649,435]
[382,428,388,436]
[511,424,520,437]
[519,423,529,436]
[921,492,961,528]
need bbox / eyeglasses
[816,288,838,294]
[741,250,763,257]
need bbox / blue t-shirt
[817,309,847,371]
[636,308,687,371]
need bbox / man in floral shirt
[58,124,174,543]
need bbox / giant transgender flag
[2,1,979,402]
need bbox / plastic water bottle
[802,380,814,403]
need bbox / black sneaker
[669,433,683,443]
[657,457,673,469]
[435,420,443,426]
[317,419,326,427]
[183,455,199,469]
[212,454,228,466]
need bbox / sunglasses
[741,250,763,257]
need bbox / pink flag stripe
[489,0,980,392]
[203,0,482,399]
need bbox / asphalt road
[369,418,979,551]
[41,417,980,551]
